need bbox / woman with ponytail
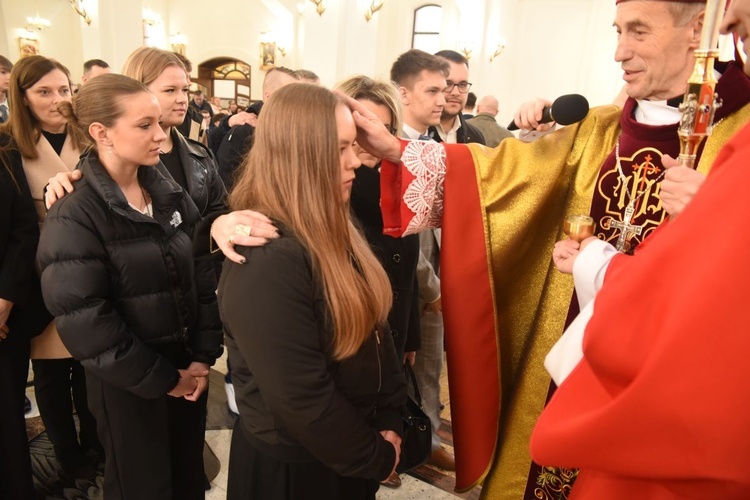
[219,83,406,500]
[37,73,222,500]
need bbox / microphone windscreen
[551,94,589,125]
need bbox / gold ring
[228,235,235,245]
[235,224,253,237]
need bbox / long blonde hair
[229,83,392,360]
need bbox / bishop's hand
[337,92,402,164]
[660,154,706,218]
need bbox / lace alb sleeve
[402,141,447,235]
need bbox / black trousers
[227,422,378,500]
[32,358,100,466]
[85,368,207,500]
[0,334,34,500]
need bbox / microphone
[508,94,589,131]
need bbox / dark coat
[37,151,223,400]
[0,143,52,345]
[428,113,487,145]
[350,164,421,358]
[216,123,253,192]
[219,231,406,482]
[164,128,227,217]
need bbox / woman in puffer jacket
[37,74,222,500]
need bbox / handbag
[396,363,432,473]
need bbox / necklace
[139,184,153,217]
[610,134,667,252]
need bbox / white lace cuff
[402,140,447,235]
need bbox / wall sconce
[364,0,385,22]
[170,32,187,55]
[459,41,473,60]
[142,9,161,26]
[26,15,51,31]
[309,0,325,16]
[489,38,507,62]
[69,0,91,25]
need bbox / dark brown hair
[0,56,85,159]
[390,49,449,89]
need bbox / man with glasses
[428,50,485,145]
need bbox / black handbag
[396,363,432,473]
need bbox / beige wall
[0,0,622,114]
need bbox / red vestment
[530,122,750,498]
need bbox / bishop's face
[613,1,699,100]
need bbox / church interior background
[1,0,624,126]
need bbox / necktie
[418,134,431,141]
[0,104,7,124]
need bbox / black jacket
[37,151,223,399]
[0,143,52,344]
[216,123,253,191]
[163,128,227,217]
[350,164,421,357]
[428,113,487,145]
[219,231,406,481]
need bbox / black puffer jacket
[37,151,223,399]
[219,230,406,481]
[162,128,227,217]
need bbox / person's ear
[399,86,410,106]
[689,11,704,49]
[88,122,110,147]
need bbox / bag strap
[404,363,424,406]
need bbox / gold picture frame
[260,42,276,71]
[18,37,40,58]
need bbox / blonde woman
[220,83,406,499]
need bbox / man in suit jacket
[468,95,515,148]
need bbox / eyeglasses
[443,81,472,93]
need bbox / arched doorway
[193,57,253,110]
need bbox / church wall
[1,0,85,81]
[1,0,624,123]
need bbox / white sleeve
[572,239,618,309]
[545,239,618,386]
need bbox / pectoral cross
[611,203,643,252]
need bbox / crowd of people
[2,0,750,499]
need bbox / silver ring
[228,235,235,245]
[235,224,253,237]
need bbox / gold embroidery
[534,466,579,500]
[597,146,667,249]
